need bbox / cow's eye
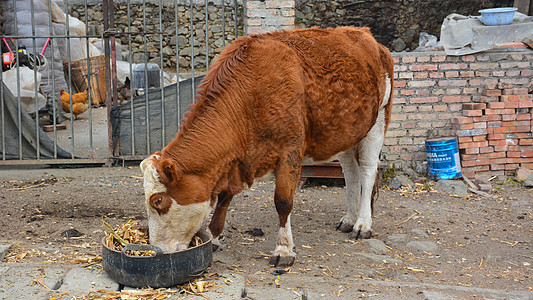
[154,197,162,206]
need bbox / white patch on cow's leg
[337,149,361,233]
[352,74,390,239]
[269,215,296,267]
[272,215,295,257]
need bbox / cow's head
[140,153,211,253]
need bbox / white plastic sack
[415,32,442,51]
[3,67,47,114]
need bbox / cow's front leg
[208,191,233,250]
[269,150,301,267]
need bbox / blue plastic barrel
[425,137,462,179]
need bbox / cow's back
[260,27,393,161]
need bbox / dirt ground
[0,166,531,299]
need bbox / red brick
[400,89,415,96]
[488,133,504,140]
[463,103,487,110]
[429,72,444,79]
[494,145,508,151]
[502,88,529,95]
[504,102,519,109]
[490,164,505,171]
[439,63,468,70]
[479,146,494,153]
[484,108,516,115]
[520,139,533,146]
[504,163,520,170]
[501,95,530,102]
[460,71,475,78]
[460,141,488,148]
[487,102,505,109]
[519,101,533,108]
[461,55,476,62]
[394,81,407,88]
[431,55,447,62]
[497,82,514,89]
[517,126,532,132]
[451,117,473,124]
[410,64,438,71]
[445,71,459,78]
[414,72,428,79]
[443,96,471,103]
[502,121,518,127]
[463,110,483,117]
[491,126,517,134]
[402,56,416,63]
[458,136,473,143]
[521,150,533,157]
[473,135,487,142]
[487,121,502,128]
[483,89,502,97]
[453,123,474,130]
[507,151,521,158]
[474,122,487,129]
[502,114,517,121]
[465,147,480,154]
[410,97,439,104]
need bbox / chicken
[60,89,89,118]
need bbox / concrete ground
[1,244,532,299]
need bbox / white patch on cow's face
[140,156,211,253]
[147,200,211,253]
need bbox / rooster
[60,89,89,119]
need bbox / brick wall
[385,51,533,179]
[245,0,295,35]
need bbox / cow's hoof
[336,221,354,233]
[269,255,295,268]
[350,228,372,239]
[211,235,225,251]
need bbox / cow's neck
[162,94,246,185]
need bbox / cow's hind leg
[352,109,387,239]
[337,149,360,233]
[269,150,302,267]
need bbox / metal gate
[0,0,243,166]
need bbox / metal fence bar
[14,0,23,160]
[190,0,196,101]
[64,0,76,158]
[84,0,94,157]
[175,0,181,130]
[234,0,238,38]
[46,0,58,159]
[127,0,136,156]
[222,0,226,48]
[0,44,4,160]
[30,0,41,159]
[142,0,151,154]
[159,0,166,147]
[205,0,209,72]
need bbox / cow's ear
[159,159,181,185]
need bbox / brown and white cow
[140,27,393,267]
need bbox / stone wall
[296,0,514,51]
[69,2,244,72]
[386,50,533,178]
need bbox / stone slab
[56,266,119,298]
[0,243,11,261]
[0,263,67,300]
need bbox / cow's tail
[379,44,394,133]
[370,45,394,214]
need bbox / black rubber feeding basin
[102,229,212,288]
